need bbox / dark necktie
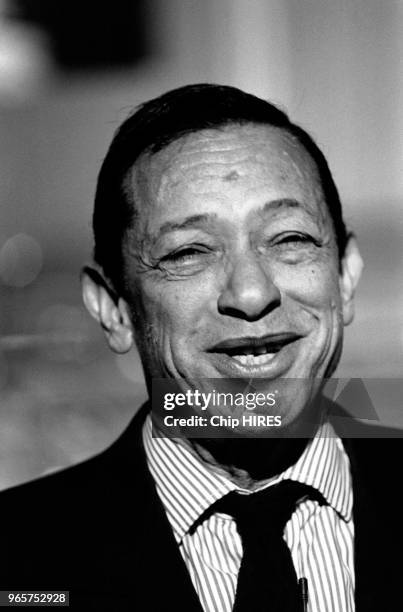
[213,480,325,612]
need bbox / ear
[81,266,134,353]
[339,234,363,326]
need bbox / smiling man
[107,121,352,435]
[1,84,401,611]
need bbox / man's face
[122,124,347,430]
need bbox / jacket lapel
[113,405,204,611]
[343,438,393,611]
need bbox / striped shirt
[143,416,354,612]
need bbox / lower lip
[207,344,297,378]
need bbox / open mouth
[221,344,282,366]
[208,333,301,369]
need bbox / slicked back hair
[93,83,348,291]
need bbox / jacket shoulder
[1,404,149,502]
[0,406,152,596]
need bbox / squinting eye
[274,233,320,246]
[159,245,215,270]
[277,233,311,244]
[162,247,205,263]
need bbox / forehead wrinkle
[129,123,333,241]
[147,127,296,186]
[133,124,318,196]
[161,150,293,192]
[154,159,250,202]
[164,150,258,184]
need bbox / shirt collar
[143,416,352,543]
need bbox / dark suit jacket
[0,403,402,611]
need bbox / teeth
[232,353,276,366]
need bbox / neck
[180,436,311,490]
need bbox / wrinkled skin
[122,125,352,431]
[83,123,361,482]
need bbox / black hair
[93,83,348,289]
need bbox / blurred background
[1,0,402,489]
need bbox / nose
[217,253,281,321]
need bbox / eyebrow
[261,198,303,212]
[260,197,318,222]
[153,213,218,239]
[151,198,311,241]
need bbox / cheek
[277,264,341,310]
[139,279,209,338]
